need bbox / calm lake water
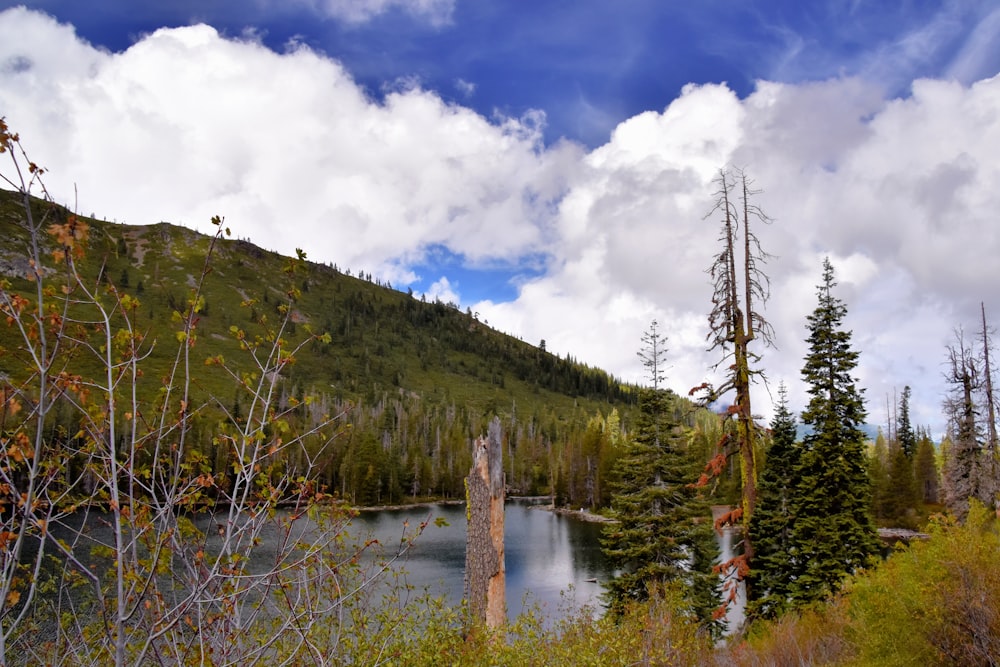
[350,498,613,620]
[40,498,742,630]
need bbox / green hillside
[0,188,640,506]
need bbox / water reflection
[41,500,739,629]
[349,498,612,620]
[717,525,747,633]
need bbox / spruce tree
[638,319,668,391]
[914,428,940,504]
[898,385,916,458]
[789,258,879,606]
[884,446,919,528]
[746,383,801,619]
[602,388,720,626]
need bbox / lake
[349,498,613,620]
[38,498,742,632]
[352,498,746,631]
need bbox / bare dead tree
[978,303,1000,514]
[698,167,774,575]
[943,328,987,519]
[981,302,997,453]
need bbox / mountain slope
[0,188,638,504]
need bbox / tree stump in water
[464,417,505,630]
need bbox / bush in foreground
[720,500,1000,667]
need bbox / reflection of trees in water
[351,500,614,621]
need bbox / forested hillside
[0,187,663,507]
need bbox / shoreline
[531,503,618,524]
[353,498,465,512]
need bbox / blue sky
[2,1,1000,435]
[17,1,1000,147]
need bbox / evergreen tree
[637,319,668,390]
[978,303,1000,508]
[602,388,720,628]
[914,428,940,504]
[746,382,801,619]
[789,258,879,606]
[868,429,892,520]
[884,446,919,528]
[898,385,916,458]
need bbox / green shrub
[845,501,1000,666]
[724,600,853,666]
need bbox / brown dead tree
[697,167,774,589]
[464,416,505,631]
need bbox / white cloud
[455,78,475,97]
[0,8,575,275]
[268,0,455,26]
[423,276,460,305]
[3,7,1000,438]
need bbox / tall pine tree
[637,319,669,391]
[789,258,879,606]
[898,385,916,458]
[602,327,719,628]
[746,382,801,619]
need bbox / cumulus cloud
[2,7,999,436]
[0,7,575,277]
[422,276,460,306]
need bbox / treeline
[33,375,739,511]
[6,188,786,520]
[869,300,1000,530]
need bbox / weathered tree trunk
[733,313,756,563]
[982,302,997,453]
[465,417,505,630]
